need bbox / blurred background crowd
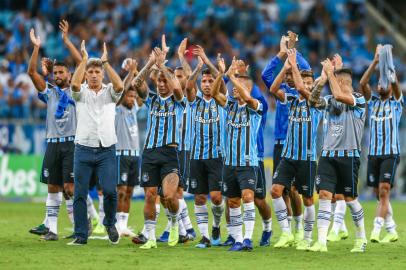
[0,0,405,196]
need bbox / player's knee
[194,194,207,205]
[379,185,390,199]
[228,198,241,208]
[117,190,126,201]
[271,185,283,199]
[242,190,254,203]
[145,189,157,204]
[210,193,222,205]
[319,190,332,200]
[302,196,313,206]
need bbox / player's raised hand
[154,47,166,68]
[283,58,291,70]
[41,58,53,77]
[279,35,288,53]
[122,58,138,73]
[287,48,297,66]
[178,38,188,56]
[30,28,41,47]
[162,34,170,56]
[59,20,70,42]
[197,56,204,69]
[332,53,343,70]
[321,58,334,75]
[80,40,88,60]
[192,45,207,59]
[226,56,237,77]
[236,59,249,75]
[374,44,382,63]
[217,54,225,74]
[287,30,298,49]
[100,42,108,63]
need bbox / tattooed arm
[185,57,203,102]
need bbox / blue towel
[54,85,75,119]
[378,44,396,91]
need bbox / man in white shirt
[68,41,124,245]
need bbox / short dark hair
[334,68,352,77]
[300,70,314,79]
[201,68,212,76]
[53,61,68,69]
[86,58,103,70]
[235,74,251,80]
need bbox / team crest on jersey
[70,172,74,179]
[190,178,197,189]
[210,105,217,112]
[368,174,375,183]
[142,172,149,182]
[43,168,49,178]
[121,173,128,182]
[315,175,321,186]
[198,106,204,112]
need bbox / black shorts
[140,146,180,188]
[273,143,284,175]
[179,150,190,189]
[255,161,267,199]
[117,155,140,187]
[316,156,360,197]
[41,141,74,186]
[367,155,400,188]
[273,158,316,197]
[188,158,223,194]
[222,165,258,198]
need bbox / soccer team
[27,21,402,253]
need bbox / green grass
[0,200,405,270]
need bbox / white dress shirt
[71,83,122,147]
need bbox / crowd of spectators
[0,0,404,121]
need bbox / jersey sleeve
[108,83,123,103]
[37,83,52,104]
[248,99,263,115]
[71,84,87,102]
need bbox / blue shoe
[211,226,221,246]
[221,235,235,246]
[186,228,196,240]
[195,236,211,248]
[243,238,253,251]
[228,242,244,251]
[158,231,169,242]
[259,230,272,247]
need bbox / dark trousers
[73,144,117,240]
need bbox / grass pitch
[0,200,405,270]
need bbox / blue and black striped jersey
[282,93,323,161]
[144,93,185,149]
[368,94,403,156]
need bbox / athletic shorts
[178,150,190,189]
[254,161,267,199]
[117,155,140,187]
[316,156,360,197]
[41,141,74,186]
[188,158,223,194]
[222,165,258,198]
[140,146,180,188]
[273,158,316,197]
[367,155,400,188]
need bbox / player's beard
[55,78,67,88]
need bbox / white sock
[179,199,193,231]
[46,192,62,234]
[347,199,366,240]
[331,199,346,234]
[211,200,225,228]
[116,212,123,231]
[317,199,332,245]
[293,215,303,231]
[262,217,272,232]
[194,204,209,239]
[178,212,187,236]
[122,212,129,230]
[155,203,161,221]
[303,205,315,241]
[169,208,180,227]
[272,197,290,233]
[65,198,74,225]
[372,217,384,234]
[86,195,98,220]
[287,216,292,231]
[98,194,104,225]
[145,219,156,241]
[243,202,255,240]
[229,207,243,243]
[164,207,171,232]
[385,202,397,233]
[42,212,48,227]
